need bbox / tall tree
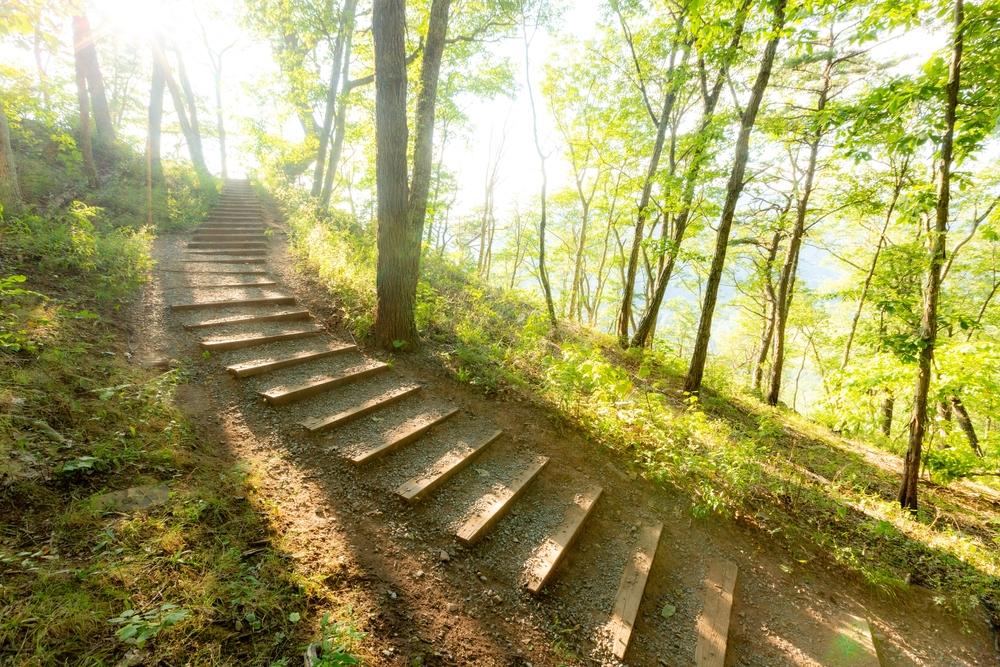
[152,37,210,183]
[898,0,964,511]
[312,0,358,197]
[0,100,21,211]
[684,0,788,394]
[71,14,114,149]
[73,24,99,187]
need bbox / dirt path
[135,181,998,666]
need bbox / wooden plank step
[192,234,267,241]
[524,485,603,593]
[169,280,277,290]
[182,258,267,264]
[694,558,738,667]
[348,407,460,464]
[456,456,549,545]
[200,326,324,351]
[159,268,268,275]
[261,362,389,406]
[193,227,265,233]
[170,295,295,311]
[226,342,356,377]
[607,522,664,659]
[188,242,267,249]
[186,250,267,257]
[184,309,309,330]
[395,429,501,502]
[299,384,422,433]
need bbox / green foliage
[108,603,190,646]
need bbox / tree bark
[320,16,358,208]
[880,393,894,436]
[629,0,751,348]
[0,100,21,211]
[950,395,982,457]
[153,38,210,182]
[899,0,963,512]
[72,14,115,148]
[765,57,833,405]
[312,0,358,197]
[148,53,165,187]
[684,0,786,395]
[372,0,415,348]
[174,49,206,169]
[752,230,783,391]
[73,32,99,187]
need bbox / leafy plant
[108,603,190,646]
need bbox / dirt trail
[134,180,998,666]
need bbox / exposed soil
[129,190,999,666]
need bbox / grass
[0,167,362,664]
[270,182,1000,629]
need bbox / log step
[607,522,664,659]
[199,326,324,351]
[348,407,460,464]
[395,429,501,502]
[192,234,267,242]
[182,258,267,264]
[694,559,738,667]
[261,362,389,406]
[456,456,549,545]
[196,226,265,231]
[184,309,309,330]
[299,384,422,433]
[168,280,277,290]
[226,342,357,378]
[170,295,295,311]
[188,242,267,249]
[186,249,267,256]
[524,485,603,593]
[159,268,268,275]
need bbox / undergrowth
[272,183,1000,624]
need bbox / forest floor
[120,207,1000,666]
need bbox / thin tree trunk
[523,14,557,328]
[175,50,206,168]
[766,58,833,405]
[320,17,357,208]
[148,53,165,186]
[752,231,783,391]
[684,0,787,394]
[372,0,414,348]
[313,0,358,197]
[950,396,982,457]
[880,393,894,436]
[0,100,22,210]
[153,38,210,182]
[899,0,963,512]
[73,34,99,187]
[72,14,114,148]
[629,0,751,348]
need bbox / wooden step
[159,268,268,275]
[196,224,264,229]
[182,258,267,264]
[188,242,267,250]
[226,342,356,378]
[456,456,549,545]
[348,407,460,464]
[607,522,664,659]
[694,559,738,667]
[168,280,277,290]
[396,429,501,502]
[184,309,309,330]
[193,228,265,234]
[200,326,324,351]
[170,295,295,311]
[186,250,267,257]
[192,234,267,242]
[524,485,603,594]
[261,362,389,406]
[299,384,422,433]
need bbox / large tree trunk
[372,0,415,348]
[899,0,963,512]
[73,33,99,187]
[684,0,787,395]
[629,0,751,348]
[0,100,21,211]
[950,395,982,457]
[313,0,358,197]
[765,58,833,405]
[72,14,114,149]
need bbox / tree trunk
[213,69,227,179]
[72,14,114,149]
[899,0,963,512]
[153,38,210,182]
[175,50,206,169]
[320,17,357,208]
[629,0,751,348]
[312,0,358,197]
[372,0,415,348]
[766,58,833,405]
[752,231,783,391]
[684,0,786,395]
[950,396,982,457]
[0,100,22,211]
[148,53,165,186]
[880,393,894,436]
[73,32,99,187]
